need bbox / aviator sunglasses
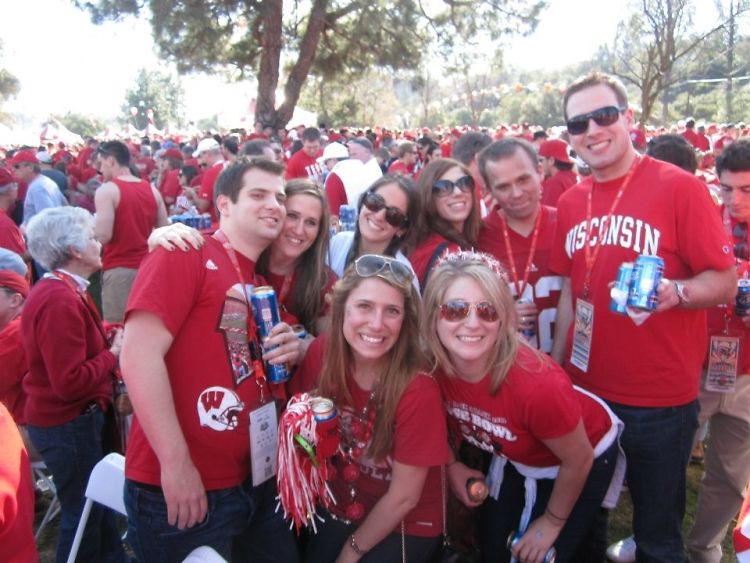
[566,106,626,136]
[439,299,499,322]
[432,175,475,197]
[354,254,414,287]
[362,191,409,228]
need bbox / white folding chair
[66,453,126,563]
[32,460,61,541]
[65,452,228,563]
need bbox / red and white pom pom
[276,393,336,533]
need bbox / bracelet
[545,506,568,522]
[350,534,367,556]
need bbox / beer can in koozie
[251,287,289,383]
[507,531,556,562]
[610,262,634,315]
[627,255,664,311]
[311,398,337,423]
[736,279,750,317]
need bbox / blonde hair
[318,260,424,461]
[422,252,542,394]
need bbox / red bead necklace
[333,391,376,523]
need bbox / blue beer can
[339,205,357,232]
[507,531,556,562]
[251,286,290,383]
[627,255,664,311]
[736,279,750,317]
[610,262,634,315]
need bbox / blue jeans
[124,476,299,563]
[27,407,126,563]
[608,400,699,563]
[478,439,618,563]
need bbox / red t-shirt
[198,162,226,223]
[437,346,611,467]
[134,156,156,180]
[478,206,562,353]
[387,160,411,176]
[125,239,268,490]
[549,156,735,406]
[102,177,159,270]
[0,318,27,425]
[0,403,37,563]
[541,170,578,208]
[293,335,449,537]
[324,172,347,216]
[0,208,25,255]
[285,150,321,180]
[707,211,750,374]
[409,234,460,289]
[159,169,182,202]
[682,129,700,149]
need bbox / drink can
[627,255,664,311]
[200,213,212,230]
[507,531,556,562]
[251,287,289,383]
[466,477,489,502]
[610,262,634,315]
[339,205,357,232]
[292,324,308,339]
[311,398,337,422]
[517,299,536,340]
[736,279,750,317]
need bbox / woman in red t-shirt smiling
[296,254,450,562]
[422,251,623,563]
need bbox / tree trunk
[726,0,736,121]
[255,0,283,129]
[274,0,329,129]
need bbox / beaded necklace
[333,390,377,523]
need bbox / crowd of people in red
[1,71,749,563]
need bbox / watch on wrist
[674,281,689,305]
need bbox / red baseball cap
[538,139,573,164]
[163,148,183,160]
[9,149,39,167]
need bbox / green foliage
[0,40,20,124]
[121,68,185,129]
[76,0,545,128]
[55,112,106,138]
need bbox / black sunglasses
[362,191,408,228]
[566,106,626,135]
[354,254,414,287]
[432,175,475,197]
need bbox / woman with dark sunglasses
[422,251,623,563]
[409,158,481,289]
[329,174,421,292]
[293,254,450,562]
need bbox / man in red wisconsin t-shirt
[120,158,299,562]
[550,72,736,561]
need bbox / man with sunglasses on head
[549,71,736,562]
[684,138,750,563]
[477,138,563,355]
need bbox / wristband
[545,506,568,522]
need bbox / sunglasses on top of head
[566,106,627,136]
[354,254,414,287]
[362,191,408,228]
[439,299,499,322]
[432,175,475,197]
